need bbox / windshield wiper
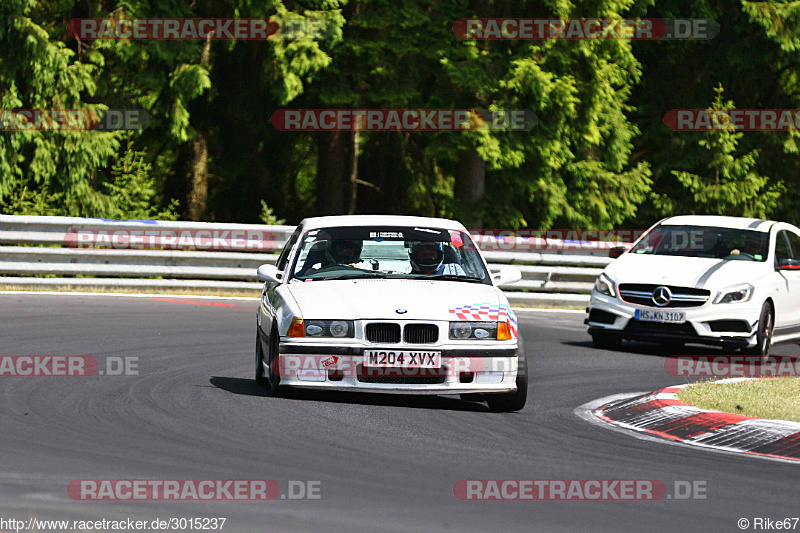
[319,273,389,281]
[423,274,483,283]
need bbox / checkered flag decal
[449,302,518,337]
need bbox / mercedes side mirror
[608,246,627,259]
[778,258,800,271]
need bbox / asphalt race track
[0,293,797,532]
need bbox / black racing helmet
[409,242,444,274]
[325,239,362,264]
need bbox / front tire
[487,344,528,413]
[255,330,268,388]
[746,302,774,362]
[266,327,291,397]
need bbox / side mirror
[493,266,522,286]
[778,258,800,271]
[608,246,627,259]
[257,264,282,284]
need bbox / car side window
[787,232,800,259]
[775,231,792,265]
[276,226,301,272]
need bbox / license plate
[634,309,686,323]
[363,350,441,368]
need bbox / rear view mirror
[608,246,627,259]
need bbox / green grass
[677,377,800,423]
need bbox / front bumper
[274,340,519,395]
[586,291,760,348]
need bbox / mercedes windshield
[630,224,770,261]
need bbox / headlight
[329,320,350,337]
[594,274,616,297]
[304,320,355,338]
[449,321,498,340]
[713,283,754,304]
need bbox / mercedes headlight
[713,283,754,304]
[594,274,616,297]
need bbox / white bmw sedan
[586,215,800,356]
[254,215,527,412]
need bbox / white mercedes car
[254,215,528,412]
[586,215,800,356]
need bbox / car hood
[287,279,503,320]
[606,254,768,289]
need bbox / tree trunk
[187,134,208,220]
[186,36,213,221]
[315,130,358,215]
[356,132,408,214]
[454,147,486,227]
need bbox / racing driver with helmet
[409,241,466,276]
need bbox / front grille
[404,324,439,344]
[625,320,697,336]
[365,323,401,343]
[708,320,751,333]
[618,284,710,308]
[355,364,447,384]
[589,309,617,325]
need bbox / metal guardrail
[0,215,612,307]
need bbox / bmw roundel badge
[396,308,407,314]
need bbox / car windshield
[289,226,490,283]
[630,224,769,261]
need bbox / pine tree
[0,0,121,216]
[671,85,784,217]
